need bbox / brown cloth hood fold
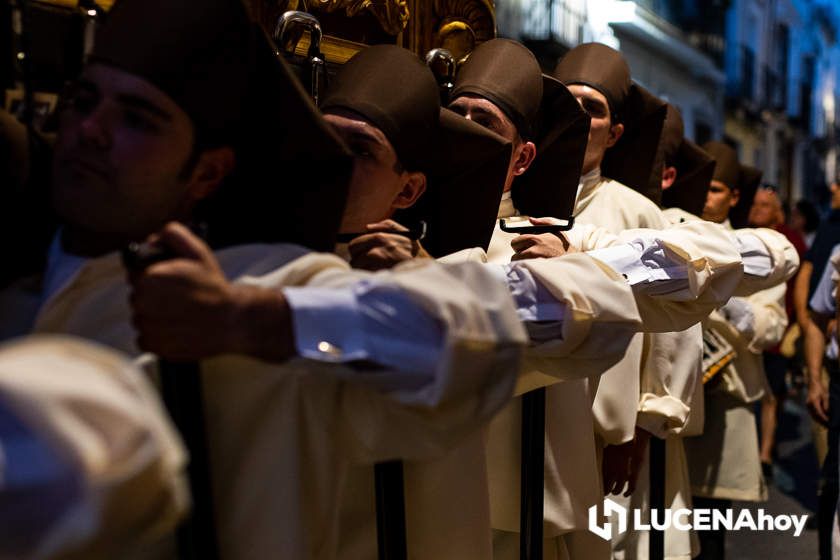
[600,83,667,198]
[702,141,762,228]
[92,0,354,251]
[451,40,590,223]
[512,76,590,221]
[91,0,254,147]
[554,43,666,198]
[451,38,544,139]
[659,105,715,217]
[553,42,631,121]
[322,44,513,256]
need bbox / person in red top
[748,185,807,475]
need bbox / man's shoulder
[662,207,701,225]
[216,243,348,285]
[601,178,660,208]
[599,178,666,226]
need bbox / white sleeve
[733,232,774,277]
[0,397,87,557]
[585,239,690,295]
[581,221,748,332]
[277,259,528,408]
[283,281,445,376]
[0,336,187,559]
[284,260,564,375]
[731,227,800,296]
[487,264,566,343]
[718,297,756,338]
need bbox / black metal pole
[122,244,219,560]
[374,460,408,560]
[159,361,220,560]
[649,437,666,560]
[13,0,35,135]
[520,387,545,560]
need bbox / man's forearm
[229,285,296,363]
[794,262,813,328]
[803,315,827,384]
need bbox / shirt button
[317,341,342,357]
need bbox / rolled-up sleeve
[733,232,774,277]
[732,227,800,295]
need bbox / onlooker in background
[805,242,840,559]
[785,198,820,418]
[798,180,840,466]
[797,177,840,559]
[749,186,807,478]
[791,198,821,249]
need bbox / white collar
[497,190,518,219]
[576,167,602,198]
[573,167,604,214]
[43,232,88,304]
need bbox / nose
[78,104,113,151]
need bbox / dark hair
[795,199,820,232]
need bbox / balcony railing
[520,0,587,46]
[799,83,812,132]
[762,66,786,111]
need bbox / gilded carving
[278,0,410,36]
[432,0,495,61]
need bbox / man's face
[748,189,782,228]
[52,63,198,243]
[324,110,424,233]
[702,179,739,223]
[448,94,535,192]
[567,84,623,175]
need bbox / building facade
[495,0,840,208]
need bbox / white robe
[684,283,787,502]
[483,190,790,559]
[0,335,187,560]
[12,242,532,560]
[564,180,797,560]
[332,198,756,560]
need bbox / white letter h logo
[588,498,628,540]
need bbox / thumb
[529,216,568,226]
[157,222,215,264]
[366,219,409,233]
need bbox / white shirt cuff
[586,239,688,293]
[283,282,445,376]
[488,264,566,342]
[283,287,369,363]
[734,232,774,277]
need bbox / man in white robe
[1,6,737,560]
[121,39,791,560]
[0,4,532,558]
[438,40,797,559]
[480,46,796,554]
[683,141,789,559]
